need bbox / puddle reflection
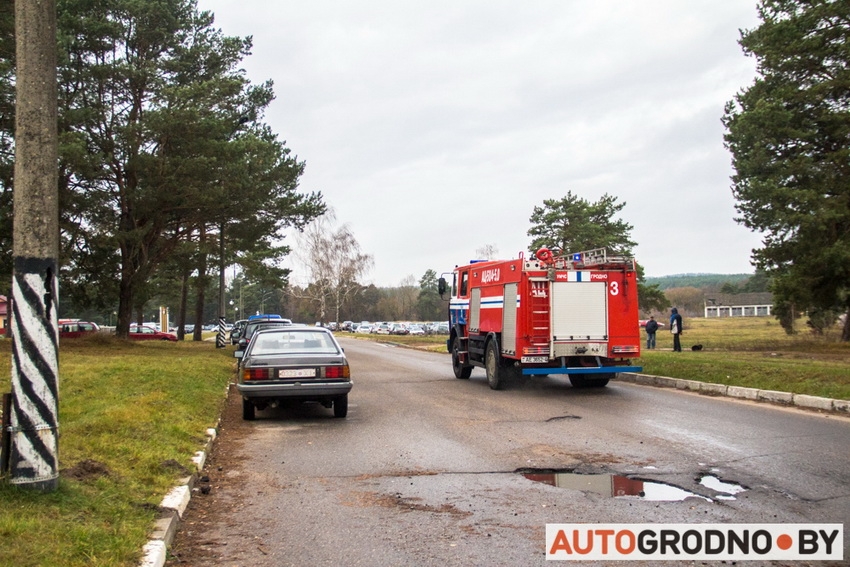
[523,472,711,502]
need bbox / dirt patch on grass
[61,459,112,481]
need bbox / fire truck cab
[439,248,642,390]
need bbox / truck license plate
[521,356,549,364]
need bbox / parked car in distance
[372,323,391,335]
[355,324,372,334]
[235,319,294,356]
[407,324,425,336]
[428,321,449,334]
[128,324,178,341]
[235,326,352,420]
[59,320,100,339]
[389,323,408,335]
[638,319,666,328]
[230,319,247,344]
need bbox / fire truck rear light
[612,346,640,354]
[523,347,549,356]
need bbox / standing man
[670,308,683,352]
[644,316,658,349]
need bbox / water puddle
[699,474,746,500]
[522,471,710,501]
[522,470,747,502]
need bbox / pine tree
[723,0,850,340]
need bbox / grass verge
[0,335,234,567]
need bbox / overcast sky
[200,0,765,287]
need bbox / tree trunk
[116,273,134,338]
[842,307,850,342]
[176,263,189,341]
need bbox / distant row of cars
[342,321,449,335]
[58,320,179,341]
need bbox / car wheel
[242,398,255,420]
[333,394,348,418]
[451,336,472,379]
[485,338,503,390]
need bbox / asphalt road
[166,337,850,567]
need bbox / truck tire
[485,338,504,390]
[451,336,472,379]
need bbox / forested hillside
[645,274,751,291]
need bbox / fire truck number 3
[609,282,619,296]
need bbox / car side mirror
[438,277,447,297]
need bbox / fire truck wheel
[485,339,504,390]
[451,336,472,379]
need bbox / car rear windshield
[244,321,291,340]
[250,331,340,355]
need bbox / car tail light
[322,365,350,379]
[244,367,273,381]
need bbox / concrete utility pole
[9,0,60,491]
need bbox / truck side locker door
[502,283,518,355]
[470,287,481,333]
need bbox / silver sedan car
[235,326,352,420]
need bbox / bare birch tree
[293,211,373,323]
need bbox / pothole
[521,470,710,502]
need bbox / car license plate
[522,356,549,364]
[279,368,316,378]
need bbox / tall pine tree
[723,0,850,340]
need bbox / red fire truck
[438,248,642,389]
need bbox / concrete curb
[618,373,850,415]
[139,425,218,567]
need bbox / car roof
[254,325,331,335]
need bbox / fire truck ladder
[567,248,634,269]
[529,282,550,350]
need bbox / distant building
[704,293,773,318]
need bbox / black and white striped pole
[8,0,60,490]
[216,222,227,348]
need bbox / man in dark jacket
[644,316,658,349]
[670,308,683,352]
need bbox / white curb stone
[757,389,794,404]
[793,394,834,411]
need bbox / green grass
[0,335,234,567]
[639,317,850,400]
[0,318,847,566]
